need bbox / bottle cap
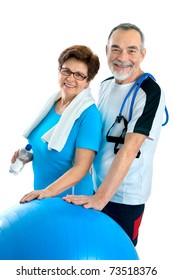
[25,144,32,151]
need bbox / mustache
[112,60,133,67]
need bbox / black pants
[102,201,145,246]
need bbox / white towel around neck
[23,87,95,151]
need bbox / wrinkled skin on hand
[20,189,55,203]
[63,193,107,211]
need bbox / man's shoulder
[100,76,115,93]
[101,76,114,84]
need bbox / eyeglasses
[59,67,88,81]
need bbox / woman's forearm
[45,164,90,196]
[46,148,95,196]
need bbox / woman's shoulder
[76,104,102,130]
[81,103,101,118]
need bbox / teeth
[65,83,75,88]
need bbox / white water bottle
[9,144,33,175]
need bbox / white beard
[111,67,134,81]
[111,60,134,81]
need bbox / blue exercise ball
[0,198,139,260]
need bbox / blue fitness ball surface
[0,198,139,260]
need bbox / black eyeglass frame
[59,67,88,81]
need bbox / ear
[84,81,90,89]
[106,45,108,55]
[141,48,146,62]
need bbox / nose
[66,73,75,81]
[117,50,128,61]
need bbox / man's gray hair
[108,23,145,51]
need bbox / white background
[0,0,172,276]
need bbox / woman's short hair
[58,45,100,82]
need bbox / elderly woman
[11,45,102,202]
